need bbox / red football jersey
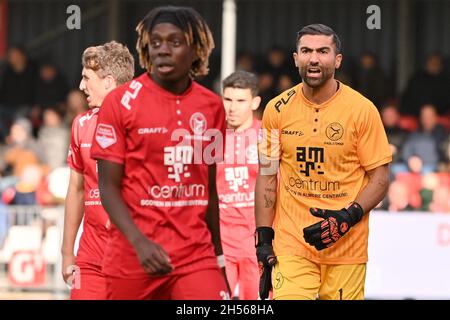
[91,73,226,278]
[217,119,260,257]
[67,108,109,266]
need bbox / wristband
[346,201,364,225]
[217,255,226,268]
[255,226,274,247]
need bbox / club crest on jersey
[246,145,258,164]
[325,122,344,141]
[189,112,207,135]
[95,124,117,149]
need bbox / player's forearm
[97,160,147,248]
[61,187,84,256]
[354,164,390,213]
[206,188,223,256]
[255,173,278,227]
[206,164,223,256]
[99,182,147,247]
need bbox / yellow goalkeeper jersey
[258,81,392,264]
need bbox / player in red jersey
[217,71,261,299]
[90,6,230,300]
[61,41,134,299]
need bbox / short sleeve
[357,104,392,171]
[90,90,127,164]
[257,101,281,174]
[67,116,84,173]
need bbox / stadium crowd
[0,44,448,232]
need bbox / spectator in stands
[0,45,38,141]
[1,164,44,205]
[0,45,37,109]
[402,146,438,174]
[64,89,88,127]
[37,106,70,171]
[381,103,409,177]
[383,180,416,212]
[418,104,448,163]
[429,187,450,213]
[419,173,439,211]
[277,74,294,92]
[400,53,450,116]
[32,62,69,134]
[34,61,69,108]
[255,71,276,119]
[400,106,441,174]
[236,51,256,73]
[1,118,43,179]
[0,201,8,249]
[261,46,292,83]
[355,52,390,109]
[444,135,450,171]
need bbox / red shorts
[224,255,259,300]
[70,261,107,300]
[106,268,228,300]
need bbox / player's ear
[335,53,343,69]
[104,75,116,90]
[293,52,298,67]
[252,96,262,111]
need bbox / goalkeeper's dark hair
[136,6,215,78]
[296,23,341,54]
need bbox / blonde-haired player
[61,41,134,299]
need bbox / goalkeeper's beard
[299,65,335,88]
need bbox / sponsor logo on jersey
[143,145,207,206]
[164,145,193,182]
[78,107,99,127]
[225,166,249,192]
[121,80,142,110]
[274,89,296,112]
[281,129,304,136]
[138,127,168,135]
[296,146,324,177]
[95,124,117,149]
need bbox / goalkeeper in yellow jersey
[255,24,391,300]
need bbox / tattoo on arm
[263,187,276,209]
[264,194,274,208]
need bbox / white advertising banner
[366,211,450,299]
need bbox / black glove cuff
[255,227,274,247]
[347,202,364,225]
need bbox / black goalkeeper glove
[303,202,364,251]
[255,227,277,300]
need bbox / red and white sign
[8,251,46,286]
